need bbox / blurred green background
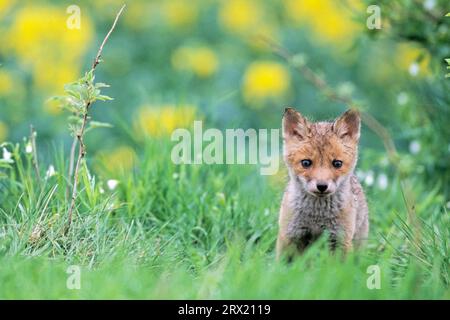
[0,0,449,299]
[1,0,448,194]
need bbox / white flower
[99,187,105,194]
[25,143,33,154]
[397,92,409,106]
[356,169,366,180]
[377,173,388,190]
[409,140,421,154]
[107,179,119,190]
[364,171,374,186]
[45,165,56,178]
[2,148,12,161]
[423,0,436,11]
[409,63,420,76]
[172,172,179,180]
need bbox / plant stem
[29,125,41,183]
[66,4,126,232]
[66,135,77,199]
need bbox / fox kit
[276,108,369,260]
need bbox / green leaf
[95,82,110,88]
[0,159,14,166]
[89,121,113,129]
[96,95,114,101]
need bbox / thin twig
[66,135,77,199]
[29,125,41,183]
[92,4,126,70]
[66,4,126,232]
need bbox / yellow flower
[4,5,93,94]
[172,46,219,78]
[136,104,197,138]
[44,97,63,115]
[123,1,155,31]
[35,62,80,97]
[219,0,263,34]
[0,70,13,94]
[284,0,361,45]
[162,0,197,28]
[0,121,8,142]
[0,0,14,18]
[396,43,431,77]
[96,146,136,175]
[219,0,280,51]
[243,61,291,105]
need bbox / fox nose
[316,183,328,193]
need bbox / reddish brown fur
[277,108,369,260]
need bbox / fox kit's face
[282,108,361,197]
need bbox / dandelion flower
[219,0,262,34]
[172,46,219,78]
[0,70,14,94]
[242,61,290,105]
[0,121,8,142]
[97,146,136,174]
[396,44,431,77]
[136,104,197,138]
[162,0,197,28]
[5,5,93,94]
[284,0,361,45]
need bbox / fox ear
[282,107,310,141]
[333,109,360,141]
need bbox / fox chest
[285,200,342,248]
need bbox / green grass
[0,139,448,299]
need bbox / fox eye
[332,160,343,168]
[301,159,312,168]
